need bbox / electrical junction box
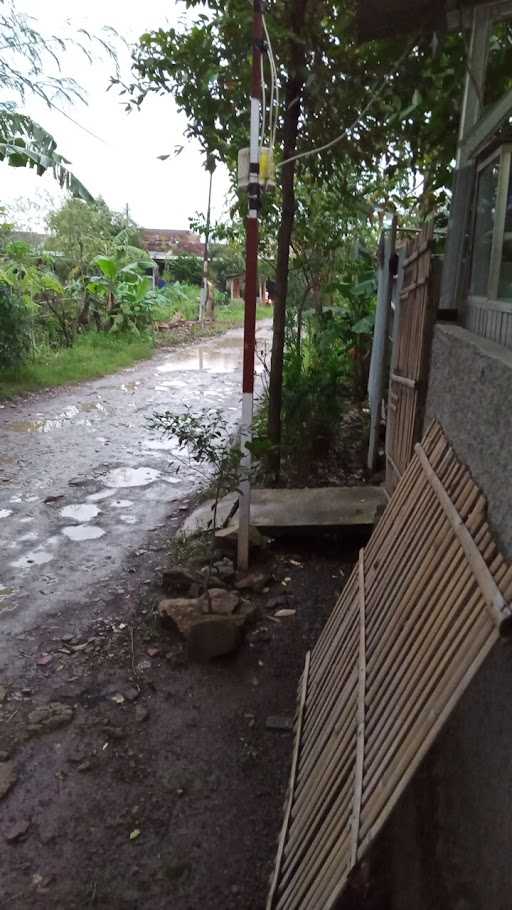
[237,147,276,191]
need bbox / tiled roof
[140,229,203,257]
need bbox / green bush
[0,285,33,367]
[151,282,199,322]
[282,313,351,461]
[164,254,202,286]
[274,266,377,475]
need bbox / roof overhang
[357,1,512,41]
[357,0,447,40]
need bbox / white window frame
[467,142,512,313]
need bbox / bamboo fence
[386,223,437,496]
[268,420,512,910]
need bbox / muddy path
[0,323,272,673]
[0,321,367,909]
[0,528,358,910]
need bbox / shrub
[150,282,199,322]
[164,254,202,286]
[0,284,33,368]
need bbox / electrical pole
[237,0,263,571]
[199,162,214,322]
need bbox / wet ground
[0,322,369,909]
[0,324,272,674]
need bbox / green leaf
[352,314,375,334]
[95,256,119,280]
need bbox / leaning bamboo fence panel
[385,223,437,496]
[267,420,512,910]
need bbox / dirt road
[0,322,361,910]
[0,323,271,673]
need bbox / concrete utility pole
[237,0,263,571]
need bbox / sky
[0,0,232,231]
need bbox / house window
[470,156,500,296]
[469,144,512,305]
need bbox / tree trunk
[267,0,308,481]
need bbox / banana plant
[0,107,93,201]
[87,252,154,334]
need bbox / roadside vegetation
[0,332,154,399]
[0,197,269,399]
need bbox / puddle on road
[143,438,177,452]
[79,401,107,414]
[120,381,141,393]
[9,416,92,434]
[155,329,273,378]
[18,531,39,542]
[156,348,239,375]
[60,503,100,523]
[87,489,116,502]
[62,524,105,541]
[0,585,16,612]
[163,379,187,389]
[8,404,98,434]
[0,509,12,519]
[12,546,56,569]
[155,330,270,377]
[103,466,161,488]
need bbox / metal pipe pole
[367,214,397,473]
[238,0,263,571]
[199,165,214,322]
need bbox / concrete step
[182,486,386,536]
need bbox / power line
[279,35,420,168]
[263,14,279,148]
[49,102,110,145]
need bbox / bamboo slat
[266,652,311,910]
[350,551,367,867]
[268,420,511,910]
[385,223,436,495]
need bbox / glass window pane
[470,158,500,297]
[498,163,512,299]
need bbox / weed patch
[0,331,154,398]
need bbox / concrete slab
[182,486,386,535]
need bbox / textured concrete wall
[425,324,512,558]
[384,642,512,910]
[381,324,512,910]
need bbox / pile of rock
[158,559,272,661]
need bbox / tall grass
[0,332,154,398]
[0,293,273,399]
[216,300,271,323]
[151,282,200,322]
